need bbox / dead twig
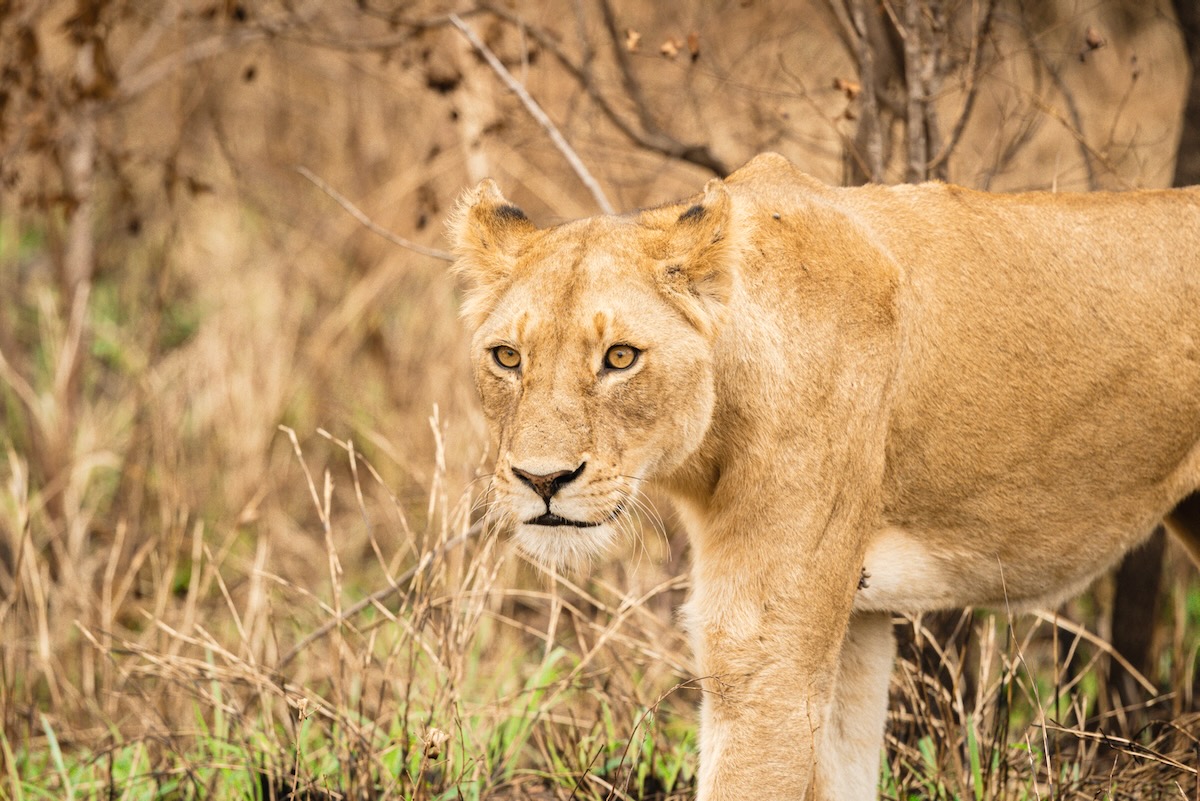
[1029,609,1157,695]
[929,0,998,171]
[277,521,484,669]
[119,28,271,101]
[595,0,658,140]
[294,166,454,262]
[479,2,729,177]
[901,0,927,182]
[1041,722,1199,776]
[1017,0,1097,189]
[449,13,615,215]
[847,0,885,182]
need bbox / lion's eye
[492,346,521,370]
[604,344,639,370]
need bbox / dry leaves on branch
[1079,25,1107,61]
[833,76,862,99]
[659,31,700,61]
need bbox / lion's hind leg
[1165,492,1200,568]
[815,611,894,800]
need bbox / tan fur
[450,152,1200,800]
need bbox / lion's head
[450,178,739,569]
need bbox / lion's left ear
[448,179,535,326]
[657,179,737,337]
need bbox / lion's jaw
[451,187,736,571]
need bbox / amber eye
[604,344,639,370]
[492,346,521,370]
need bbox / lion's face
[451,179,737,569]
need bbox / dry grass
[2,1,1200,798]
[4,431,1197,798]
[3,423,701,800]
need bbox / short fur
[450,153,1200,800]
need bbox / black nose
[512,463,586,502]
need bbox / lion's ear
[657,179,737,337]
[448,179,535,324]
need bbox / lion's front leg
[692,612,845,800]
[814,611,894,800]
[688,556,861,800]
[692,608,892,801]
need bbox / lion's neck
[655,291,785,513]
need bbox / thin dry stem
[449,14,615,215]
[294,166,455,262]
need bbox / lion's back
[718,159,1200,599]
[864,182,1200,575]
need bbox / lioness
[449,152,1200,800]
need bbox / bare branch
[902,0,927,182]
[823,0,859,66]
[1017,1,1097,189]
[118,27,270,101]
[920,0,947,181]
[450,13,615,214]
[275,10,489,53]
[847,0,885,183]
[294,166,454,262]
[1026,96,1130,189]
[929,0,997,173]
[571,0,595,84]
[479,2,729,176]
[117,0,184,84]
[596,0,658,137]
[120,6,478,102]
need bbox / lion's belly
[851,525,1132,614]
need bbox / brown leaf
[833,76,861,100]
[687,31,700,61]
[1079,25,1106,62]
[423,728,450,759]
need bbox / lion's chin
[512,521,619,572]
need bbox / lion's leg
[688,555,858,801]
[1165,491,1200,568]
[692,603,848,801]
[813,611,894,801]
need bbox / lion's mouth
[526,512,602,528]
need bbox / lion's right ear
[448,179,535,325]
[654,179,738,339]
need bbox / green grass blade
[0,730,25,801]
[38,715,73,801]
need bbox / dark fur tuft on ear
[494,204,528,222]
[654,179,739,337]
[447,179,536,327]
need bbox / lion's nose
[512,463,586,502]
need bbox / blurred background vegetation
[1,0,1199,798]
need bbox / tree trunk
[1172,0,1200,185]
